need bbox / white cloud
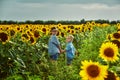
[17,0,120,6]
[0,1,120,21]
[21,3,47,8]
[59,3,120,10]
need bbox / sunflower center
[0,32,8,42]
[34,30,40,38]
[104,48,114,57]
[113,33,120,39]
[30,37,34,44]
[87,65,100,78]
[67,30,70,33]
[42,28,46,33]
[22,34,29,39]
[61,32,64,37]
[10,30,15,36]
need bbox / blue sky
[0,0,120,21]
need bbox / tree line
[0,19,120,25]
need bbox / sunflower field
[0,21,120,80]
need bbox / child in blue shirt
[48,27,62,61]
[62,35,76,65]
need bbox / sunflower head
[0,31,10,44]
[79,60,108,80]
[68,25,74,29]
[42,27,46,33]
[112,32,120,40]
[21,33,30,42]
[33,30,40,38]
[9,29,16,37]
[61,32,65,37]
[99,42,119,62]
[29,36,36,45]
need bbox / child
[48,27,62,61]
[62,35,76,65]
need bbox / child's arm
[61,49,66,53]
[52,42,62,53]
[58,45,62,53]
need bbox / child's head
[51,27,58,35]
[66,35,74,42]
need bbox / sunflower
[71,30,75,34]
[8,28,16,37]
[0,31,10,44]
[99,42,119,62]
[26,30,33,36]
[56,31,59,36]
[29,36,36,45]
[15,26,21,32]
[21,33,30,42]
[0,26,3,31]
[57,23,62,27]
[33,30,40,39]
[104,71,119,80]
[41,27,46,33]
[67,29,71,33]
[60,32,65,37]
[68,25,74,29]
[111,32,120,40]
[79,60,108,80]
[4,26,10,31]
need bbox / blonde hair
[67,34,74,41]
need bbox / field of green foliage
[0,23,120,80]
